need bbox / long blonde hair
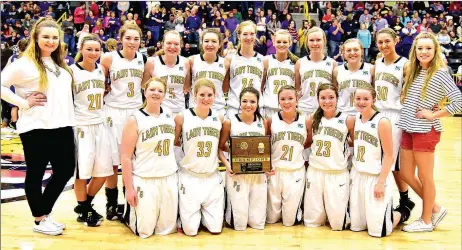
[403,32,445,101]
[236,20,257,51]
[23,18,73,91]
[142,77,167,108]
[274,29,299,64]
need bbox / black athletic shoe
[116,204,125,223]
[77,211,102,227]
[395,198,415,224]
[106,205,119,221]
[75,204,103,221]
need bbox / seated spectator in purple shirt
[225,12,240,44]
[212,19,225,34]
[185,6,202,43]
[281,13,294,30]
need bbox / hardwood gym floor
[1,117,460,250]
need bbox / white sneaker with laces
[431,206,447,229]
[33,217,63,236]
[47,214,66,230]
[402,218,433,233]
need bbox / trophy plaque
[230,136,271,174]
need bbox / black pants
[20,127,76,217]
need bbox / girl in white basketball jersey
[71,35,112,227]
[296,27,337,115]
[333,38,375,115]
[121,78,178,238]
[143,30,191,115]
[262,30,298,118]
[100,23,146,221]
[174,79,224,236]
[375,28,414,224]
[304,84,355,231]
[266,85,309,226]
[218,87,268,231]
[224,21,265,118]
[189,29,228,115]
[350,86,408,237]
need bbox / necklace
[44,62,61,77]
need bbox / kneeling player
[121,78,178,238]
[350,86,409,237]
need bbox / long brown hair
[23,18,73,91]
[200,29,224,56]
[74,34,102,63]
[239,87,263,120]
[312,84,338,134]
[403,32,445,101]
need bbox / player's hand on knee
[27,92,47,107]
[126,188,138,207]
[374,182,385,200]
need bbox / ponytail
[312,107,324,134]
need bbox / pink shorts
[401,127,441,152]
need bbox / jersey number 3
[197,141,212,157]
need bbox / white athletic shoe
[402,218,433,233]
[431,206,447,229]
[47,214,66,230]
[33,217,63,236]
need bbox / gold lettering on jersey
[232,66,246,77]
[112,69,129,81]
[129,69,144,79]
[232,65,262,78]
[354,131,378,147]
[91,80,105,89]
[169,75,185,84]
[375,72,399,87]
[142,124,175,142]
[287,131,305,145]
[74,80,91,94]
[267,68,294,78]
[195,71,225,81]
[186,127,220,140]
[302,70,332,82]
[317,126,345,142]
[339,80,372,92]
[271,132,287,144]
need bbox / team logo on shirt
[363,71,369,75]
[138,60,143,65]
[395,66,401,71]
[371,123,376,128]
[338,120,344,124]
[326,62,331,66]
[258,123,263,128]
[298,123,304,128]
[166,114,171,118]
[179,67,184,71]
[219,64,224,68]
[98,70,103,75]
[213,117,217,121]
[257,58,262,62]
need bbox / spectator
[181,43,198,57]
[359,9,373,24]
[255,36,267,55]
[213,10,224,23]
[103,11,111,29]
[336,10,347,23]
[62,15,76,55]
[90,1,99,17]
[91,19,103,34]
[411,12,421,27]
[117,1,130,14]
[266,9,273,24]
[232,8,243,23]
[185,6,201,43]
[22,14,33,31]
[437,28,452,54]
[328,19,344,57]
[86,11,98,30]
[212,19,225,34]
[432,1,445,15]
[417,18,429,33]
[384,10,396,28]
[379,2,391,16]
[165,14,176,32]
[224,12,239,45]
[125,13,136,25]
[145,30,155,47]
[322,9,334,28]
[266,32,276,55]
[147,46,156,57]
[139,40,147,56]
[244,8,256,22]
[148,6,163,44]
[267,14,281,38]
[107,11,120,38]
[393,2,405,17]
[430,17,442,34]
[281,13,294,30]
[342,14,357,40]
[198,1,210,23]
[256,10,267,38]
[401,22,417,57]
[98,28,109,43]
[105,38,118,52]
[298,20,310,57]
[288,20,299,53]
[449,1,462,16]
[357,23,372,61]
[374,14,389,32]
[44,6,56,20]
[63,44,74,66]
[223,41,237,56]
[76,24,91,50]
[446,19,455,33]
[74,2,86,31]
[394,17,404,32]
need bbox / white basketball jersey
[132,107,177,178]
[262,55,296,109]
[152,55,188,113]
[353,112,385,175]
[230,114,265,137]
[190,54,226,110]
[228,52,264,109]
[271,112,307,170]
[71,63,106,126]
[104,51,145,109]
[374,57,408,111]
[337,62,373,114]
[181,108,222,174]
[309,112,349,171]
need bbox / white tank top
[309,112,349,171]
[230,114,265,136]
[337,62,373,114]
[298,55,335,114]
[228,52,264,109]
[353,112,385,175]
[190,54,226,110]
[71,63,106,126]
[132,107,177,178]
[262,55,296,109]
[104,51,145,109]
[152,55,188,113]
[271,112,307,170]
[374,57,408,112]
[181,108,222,174]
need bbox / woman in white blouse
[1,18,76,236]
